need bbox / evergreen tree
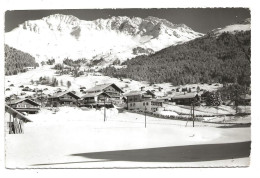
[102,31,251,87]
[67,81,72,88]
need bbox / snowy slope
[5,14,203,65]
[213,18,251,35]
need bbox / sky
[5,8,250,33]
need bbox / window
[143,102,145,106]
[146,102,149,106]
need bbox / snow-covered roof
[86,83,124,93]
[7,98,40,106]
[81,92,111,98]
[124,90,155,97]
[48,91,80,99]
[157,96,171,100]
[151,99,165,102]
[124,91,145,96]
[171,93,199,99]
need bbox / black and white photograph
[2,2,256,172]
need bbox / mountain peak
[6,14,203,65]
[43,14,79,23]
[21,14,80,33]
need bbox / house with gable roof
[47,91,80,107]
[7,98,41,114]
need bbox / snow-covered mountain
[212,18,251,35]
[5,14,203,65]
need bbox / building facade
[47,91,80,107]
[80,92,113,108]
[7,98,40,114]
[125,91,164,112]
[170,93,200,105]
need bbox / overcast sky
[5,8,250,33]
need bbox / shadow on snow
[31,141,251,166]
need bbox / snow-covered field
[4,66,251,168]
[5,107,251,168]
[4,65,223,98]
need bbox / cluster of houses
[5,82,251,134]
[6,83,252,115]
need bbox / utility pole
[191,101,195,127]
[41,90,43,107]
[145,105,147,128]
[235,89,238,114]
[104,97,106,122]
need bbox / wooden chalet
[85,83,124,99]
[5,104,32,134]
[80,92,113,108]
[47,91,80,107]
[7,98,40,114]
[170,93,200,105]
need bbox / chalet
[158,96,171,102]
[170,93,200,105]
[125,91,163,112]
[80,86,86,90]
[80,92,113,108]
[85,83,124,99]
[22,86,32,92]
[47,91,80,107]
[5,104,32,134]
[7,98,40,114]
[125,91,154,103]
[9,94,19,100]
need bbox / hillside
[5,44,38,76]
[212,18,251,35]
[5,14,203,65]
[102,31,251,86]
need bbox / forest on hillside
[102,31,251,86]
[5,44,38,75]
